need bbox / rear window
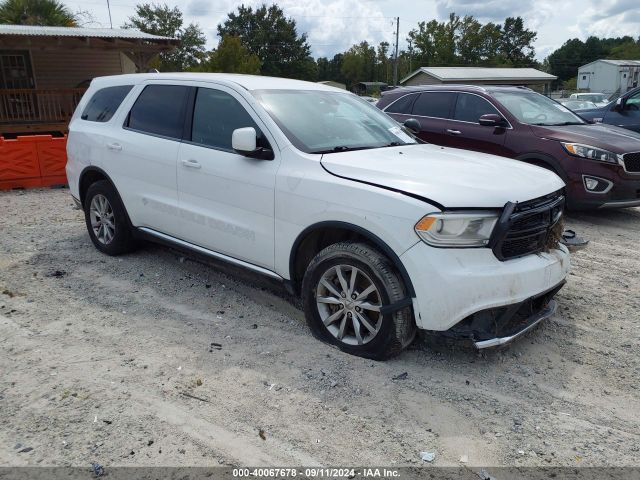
[126,85,190,139]
[385,93,417,114]
[81,85,132,122]
[412,92,455,119]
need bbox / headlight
[561,142,619,164]
[415,212,499,247]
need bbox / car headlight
[415,212,499,247]
[561,142,619,164]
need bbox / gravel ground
[0,188,639,468]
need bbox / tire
[301,241,416,360]
[83,180,136,256]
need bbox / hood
[320,144,564,209]
[528,122,640,153]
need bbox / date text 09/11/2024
[232,468,401,478]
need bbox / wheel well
[79,169,109,207]
[289,223,415,297]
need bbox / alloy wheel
[89,194,115,245]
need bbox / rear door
[409,91,456,146]
[104,83,190,236]
[449,92,510,156]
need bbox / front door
[409,91,457,146]
[605,89,640,133]
[448,92,510,156]
[177,85,279,269]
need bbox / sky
[66,0,640,61]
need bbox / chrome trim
[138,227,284,280]
[474,300,557,349]
[383,91,514,130]
[598,199,640,209]
[582,175,613,194]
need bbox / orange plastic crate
[0,135,68,189]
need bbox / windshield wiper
[311,145,377,154]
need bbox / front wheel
[301,242,415,360]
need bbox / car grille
[490,191,565,261]
[623,152,640,172]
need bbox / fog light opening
[582,175,612,194]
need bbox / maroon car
[377,85,640,210]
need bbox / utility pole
[393,17,399,86]
[106,0,113,28]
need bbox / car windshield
[580,94,607,103]
[252,89,417,154]
[493,91,586,126]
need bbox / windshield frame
[251,89,418,154]
[492,90,587,126]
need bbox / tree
[407,13,536,68]
[499,17,536,66]
[0,0,76,26]
[217,4,314,80]
[341,41,377,87]
[194,36,261,74]
[124,3,206,71]
[545,36,639,81]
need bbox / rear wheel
[302,242,415,360]
[83,180,135,255]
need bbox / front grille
[623,152,640,172]
[490,191,565,261]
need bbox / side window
[81,85,132,122]
[453,93,501,123]
[625,91,640,110]
[191,88,266,150]
[411,92,455,119]
[126,85,190,139]
[385,93,417,114]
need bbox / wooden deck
[0,88,86,134]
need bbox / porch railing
[0,88,86,126]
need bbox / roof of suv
[89,73,344,92]
[382,84,534,96]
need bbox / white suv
[66,73,570,359]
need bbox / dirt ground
[0,188,639,469]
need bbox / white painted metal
[67,72,571,336]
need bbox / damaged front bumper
[448,281,565,349]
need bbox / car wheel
[302,242,415,360]
[83,180,136,255]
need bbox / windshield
[579,94,607,103]
[252,89,417,154]
[493,91,586,126]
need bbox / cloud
[186,0,214,17]
[574,0,640,41]
[434,0,554,29]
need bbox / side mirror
[403,118,421,134]
[232,127,274,160]
[614,97,624,111]
[478,113,507,127]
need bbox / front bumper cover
[447,281,565,349]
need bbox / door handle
[107,142,122,151]
[181,159,201,169]
[446,129,462,135]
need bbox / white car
[568,92,609,107]
[66,73,570,359]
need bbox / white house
[577,59,640,95]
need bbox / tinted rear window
[81,85,132,122]
[126,85,190,139]
[412,92,456,119]
[385,93,417,114]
